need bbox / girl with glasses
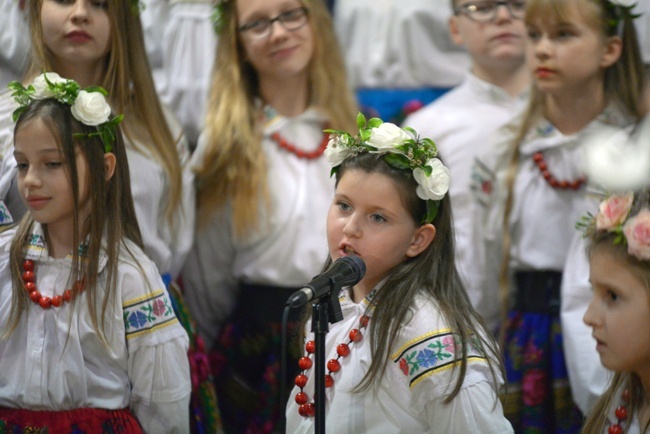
[181,0,357,432]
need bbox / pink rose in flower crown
[596,193,633,231]
[623,209,650,260]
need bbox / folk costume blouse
[285,288,513,434]
[333,0,470,90]
[0,223,191,433]
[472,106,634,288]
[0,91,195,279]
[403,72,528,331]
[181,107,334,349]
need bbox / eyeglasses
[454,1,526,23]
[239,7,309,40]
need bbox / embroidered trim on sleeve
[391,329,487,389]
[0,201,13,225]
[123,289,178,338]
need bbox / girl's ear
[448,16,464,46]
[406,223,436,258]
[600,35,623,69]
[103,152,116,181]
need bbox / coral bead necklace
[609,389,631,434]
[532,152,586,190]
[21,259,85,309]
[270,131,330,160]
[294,314,370,417]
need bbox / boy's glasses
[454,0,526,22]
[239,7,309,40]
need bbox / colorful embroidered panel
[0,201,12,225]
[123,289,178,338]
[391,329,487,389]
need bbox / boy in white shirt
[403,0,529,331]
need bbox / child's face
[449,1,527,67]
[236,0,314,84]
[41,0,112,72]
[14,119,90,235]
[525,4,620,96]
[327,169,433,299]
[584,247,650,377]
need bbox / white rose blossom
[413,158,450,201]
[608,0,636,7]
[31,73,67,100]
[367,122,412,153]
[71,90,112,126]
[324,135,356,167]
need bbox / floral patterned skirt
[210,284,301,434]
[503,272,584,434]
[0,408,142,434]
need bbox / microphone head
[338,255,366,285]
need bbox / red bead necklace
[532,152,586,190]
[609,389,630,434]
[294,314,370,417]
[21,259,85,309]
[270,131,329,160]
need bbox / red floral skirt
[0,407,142,433]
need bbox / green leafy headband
[606,0,641,29]
[211,0,229,33]
[324,113,450,224]
[9,72,123,153]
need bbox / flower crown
[325,113,450,224]
[577,191,650,261]
[8,72,123,153]
[211,0,229,33]
[606,0,641,29]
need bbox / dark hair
[5,99,143,342]
[300,152,503,402]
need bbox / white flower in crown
[367,122,411,154]
[413,158,450,201]
[608,0,636,7]
[71,90,112,126]
[31,72,67,100]
[324,134,357,167]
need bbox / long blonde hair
[26,0,184,224]
[498,0,645,324]
[196,0,358,237]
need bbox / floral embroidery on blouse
[123,289,178,338]
[392,329,487,388]
[0,201,12,225]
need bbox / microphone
[286,255,366,307]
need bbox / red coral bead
[622,389,630,403]
[22,260,34,271]
[533,153,543,162]
[608,424,623,434]
[327,359,341,372]
[559,180,569,189]
[298,357,313,370]
[51,295,63,307]
[295,374,308,388]
[295,392,309,405]
[360,315,370,327]
[615,405,628,420]
[39,296,52,309]
[324,374,334,388]
[537,161,547,171]
[305,340,316,354]
[22,270,35,283]
[63,289,73,302]
[542,170,551,180]
[29,291,41,303]
[298,404,310,417]
[571,180,582,190]
[349,328,363,342]
[337,343,350,357]
[25,281,36,293]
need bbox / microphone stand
[311,280,344,434]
